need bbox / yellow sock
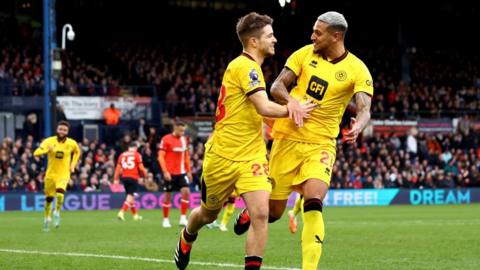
[292,195,303,216]
[44,200,53,219]
[55,193,65,213]
[221,202,235,226]
[301,198,324,270]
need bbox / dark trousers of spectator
[103,125,119,146]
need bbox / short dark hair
[57,120,70,128]
[129,142,138,148]
[174,118,186,127]
[236,12,273,48]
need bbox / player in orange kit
[158,120,192,228]
[114,142,147,221]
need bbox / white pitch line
[0,248,300,270]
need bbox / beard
[313,46,324,55]
[312,41,325,54]
[56,133,66,141]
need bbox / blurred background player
[288,193,303,234]
[114,142,146,221]
[33,121,81,231]
[206,192,237,231]
[158,120,192,228]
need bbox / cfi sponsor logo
[55,151,65,159]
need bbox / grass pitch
[0,204,479,269]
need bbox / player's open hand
[300,100,317,117]
[344,117,361,144]
[163,171,172,181]
[187,172,193,183]
[287,98,309,127]
[70,164,76,173]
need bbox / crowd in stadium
[0,129,208,193]
[1,122,479,193]
[2,40,479,119]
[1,21,480,193]
[333,128,479,189]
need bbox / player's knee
[46,196,54,203]
[250,208,269,223]
[56,188,65,194]
[303,198,323,213]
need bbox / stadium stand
[0,3,479,193]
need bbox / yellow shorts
[44,177,69,197]
[269,138,336,200]
[201,148,272,210]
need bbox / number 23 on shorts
[251,163,269,176]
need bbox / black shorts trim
[163,174,190,192]
[122,177,139,195]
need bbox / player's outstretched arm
[248,90,288,118]
[344,92,372,144]
[271,68,307,127]
[249,90,315,126]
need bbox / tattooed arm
[270,67,297,104]
[344,92,372,144]
[271,67,310,127]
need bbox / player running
[174,12,315,270]
[115,142,147,221]
[234,11,373,270]
[33,121,81,231]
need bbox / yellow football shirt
[34,136,81,180]
[208,53,267,161]
[273,44,374,143]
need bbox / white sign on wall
[57,96,151,120]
